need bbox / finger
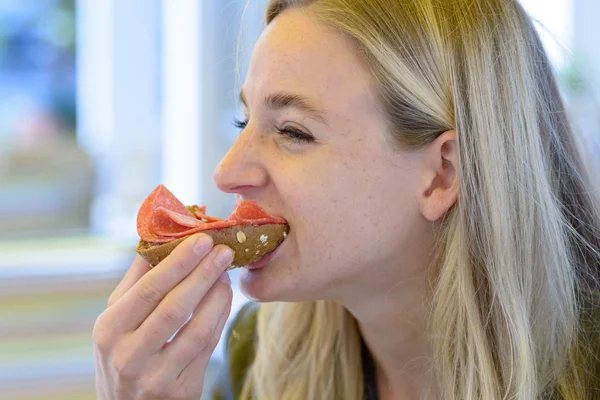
[133,292,230,400]
[108,254,151,307]
[166,283,232,381]
[173,303,231,397]
[134,244,234,350]
[104,233,216,332]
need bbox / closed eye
[233,118,247,130]
[232,118,314,144]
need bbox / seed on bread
[237,231,247,243]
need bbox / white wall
[77,0,162,239]
[77,0,273,236]
[572,0,600,179]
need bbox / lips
[246,249,276,270]
[233,196,289,270]
[245,228,288,270]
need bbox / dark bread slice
[136,223,289,269]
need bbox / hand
[93,233,234,400]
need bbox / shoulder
[227,301,260,345]
[210,302,260,400]
[226,302,260,385]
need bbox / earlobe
[419,130,459,222]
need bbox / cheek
[241,143,423,301]
[285,151,415,273]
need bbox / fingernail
[214,247,234,268]
[219,271,231,285]
[193,235,213,256]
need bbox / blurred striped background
[0,236,246,399]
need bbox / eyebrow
[239,89,329,126]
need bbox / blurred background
[0,0,598,399]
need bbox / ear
[419,130,458,222]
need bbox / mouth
[245,229,288,270]
[233,195,289,270]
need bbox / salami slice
[156,207,203,228]
[193,211,221,222]
[227,201,288,224]
[152,220,237,238]
[137,184,197,243]
[152,207,204,236]
[186,205,221,222]
[137,184,287,244]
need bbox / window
[1,1,597,399]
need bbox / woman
[93,0,600,399]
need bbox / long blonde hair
[240,1,600,398]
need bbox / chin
[236,232,299,302]
[238,262,301,302]
[236,235,333,302]
[238,258,326,303]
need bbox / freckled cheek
[276,151,382,236]
[286,158,379,219]
[298,222,375,278]
[292,196,376,264]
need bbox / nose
[213,128,268,195]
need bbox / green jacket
[209,302,379,400]
[210,302,600,400]
[210,302,260,400]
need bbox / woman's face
[214,8,432,302]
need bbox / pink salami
[137,184,286,243]
[152,207,204,236]
[226,201,287,224]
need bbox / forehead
[245,8,377,115]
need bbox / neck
[342,271,439,399]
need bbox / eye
[275,126,314,143]
[232,118,315,144]
[233,118,247,129]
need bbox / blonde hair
[240,0,600,398]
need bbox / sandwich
[136,184,289,269]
